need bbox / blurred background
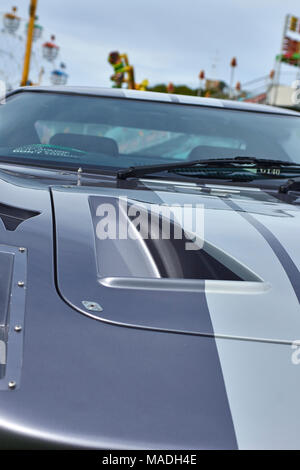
[1,0,300,108]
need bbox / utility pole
[20,0,38,86]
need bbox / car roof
[10,85,300,116]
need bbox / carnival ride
[0,6,68,91]
[108,51,148,90]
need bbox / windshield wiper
[279,176,300,193]
[117,156,300,180]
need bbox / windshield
[1,91,300,171]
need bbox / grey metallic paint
[0,87,300,449]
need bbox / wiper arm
[117,156,300,180]
[279,177,300,193]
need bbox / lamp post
[167,82,174,94]
[197,70,205,96]
[265,69,275,105]
[229,57,237,99]
[20,0,38,86]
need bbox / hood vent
[91,198,260,283]
[143,236,242,280]
[0,202,40,231]
[52,190,269,336]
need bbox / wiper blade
[117,156,300,180]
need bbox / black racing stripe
[225,198,300,303]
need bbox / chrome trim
[99,277,270,295]
[0,244,27,391]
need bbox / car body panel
[52,182,300,343]
[11,85,300,116]
[0,88,300,449]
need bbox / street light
[229,57,237,99]
[167,82,174,93]
[235,81,241,92]
[197,70,205,96]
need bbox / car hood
[2,168,300,450]
[52,179,300,343]
[51,179,300,450]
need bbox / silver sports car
[0,86,300,449]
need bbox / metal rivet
[18,247,26,253]
[17,281,25,287]
[82,300,103,312]
[8,381,16,390]
[14,325,22,332]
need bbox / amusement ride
[0,4,68,91]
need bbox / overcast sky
[1,0,300,88]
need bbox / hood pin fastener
[17,281,25,287]
[8,381,16,390]
[82,301,103,312]
[14,325,22,332]
[18,247,26,253]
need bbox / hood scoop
[0,202,40,231]
[88,195,262,286]
[52,189,270,338]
